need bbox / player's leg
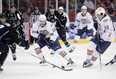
[50,39,74,65]
[83,41,96,67]
[0,41,9,71]
[57,28,75,52]
[83,41,111,68]
[83,33,98,67]
[33,40,47,64]
[9,43,16,61]
[74,29,84,43]
[9,27,30,50]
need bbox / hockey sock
[86,50,93,60]
[59,51,70,61]
[64,54,71,61]
[90,56,98,64]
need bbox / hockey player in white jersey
[83,7,114,68]
[74,6,94,43]
[31,15,74,65]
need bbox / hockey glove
[38,34,46,41]
[49,40,55,48]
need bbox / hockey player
[83,7,114,68]
[74,6,94,43]
[0,13,30,71]
[5,4,27,60]
[46,5,75,53]
[31,15,74,65]
[5,4,24,38]
[58,6,70,40]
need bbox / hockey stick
[99,53,102,70]
[96,33,102,70]
[27,52,73,71]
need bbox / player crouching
[31,15,74,65]
[83,7,114,68]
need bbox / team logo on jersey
[103,19,108,22]
[81,19,87,24]
[40,30,49,35]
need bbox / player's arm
[74,13,80,27]
[16,11,24,25]
[31,23,39,38]
[101,19,113,41]
[47,23,57,41]
[87,13,94,30]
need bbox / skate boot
[12,53,17,61]
[0,64,3,72]
[68,45,75,53]
[110,55,116,64]
[50,50,55,55]
[25,42,30,50]
[83,59,93,68]
[67,58,75,65]
[39,60,46,64]
[39,57,47,65]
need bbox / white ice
[0,43,116,79]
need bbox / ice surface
[0,43,116,79]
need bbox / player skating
[31,15,74,65]
[83,7,114,68]
[5,4,27,61]
[46,5,75,53]
[0,13,30,72]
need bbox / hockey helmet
[39,15,46,21]
[81,6,87,10]
[95,7,105,16]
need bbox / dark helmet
[10,4,16,8]
[0,13,6,19]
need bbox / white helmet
[81,6,87,10]
[95,7,105,16]
[39,15,46,21]
[59,6,64,10]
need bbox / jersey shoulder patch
[103,19,108,22]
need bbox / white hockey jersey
[96,14,114,42]
[75,12,93,29]
[31,21,58,41]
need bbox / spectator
[58,0,66,8]
[69,0,75,12]
[77,0,85,9]
[22,7,32,22]
[84,0,94,10]
[18,0,33,13]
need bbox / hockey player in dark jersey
[0,13,30,72]
[5,4,28,60]
[45,5,75,54]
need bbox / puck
[61,66,65,69]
